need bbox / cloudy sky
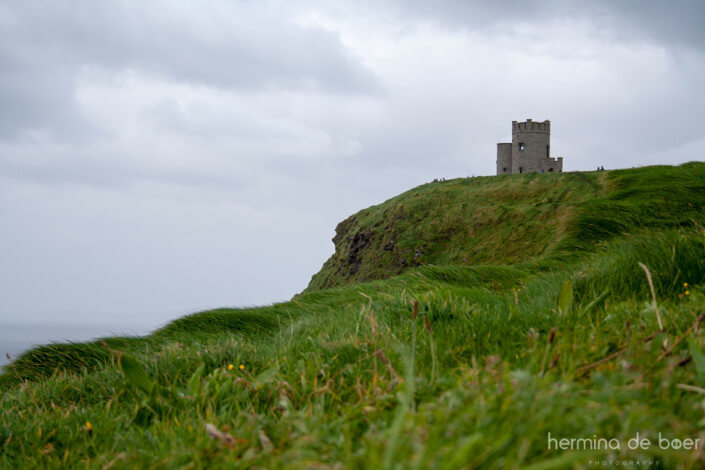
[1,0,704,330]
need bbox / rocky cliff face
[306,207,417,291]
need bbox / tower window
[503,167,507,173]
[546,145,550,157]
[519,167,523,173]
[519,143,525,151]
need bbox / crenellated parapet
[496,119,563,175]
[512,119,550,133]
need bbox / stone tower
[496,119,563,175]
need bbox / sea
[0,321,156,368]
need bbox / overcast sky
[1,0,704,329]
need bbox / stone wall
[496,143,512,174]
[496,119,563,174]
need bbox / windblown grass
[2,163,705,468]
[307,162,705,291]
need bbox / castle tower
[496,119,563,175]
[496,143,512,175]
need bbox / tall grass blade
[188,363,205,396]
[688,339,705,382]
[118,354,153,394]
[557,280,573,315]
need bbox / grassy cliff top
[306,163,705,291]
[2,162,705,468]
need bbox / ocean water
[0,322,154,368]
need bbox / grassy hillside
[2,163,705,468]
[306,164,705,291]
[306,171,605,291]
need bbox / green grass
[306,162,705,291]
[2,163,705,468]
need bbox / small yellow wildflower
[685,290,690,296]
[227,364,234,371]
[239,364,245,371]
[684,282,689,288]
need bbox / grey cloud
[3,1,378,91]
[0,1,379,139]
[384,0,705,49]
[1,0,704,332]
